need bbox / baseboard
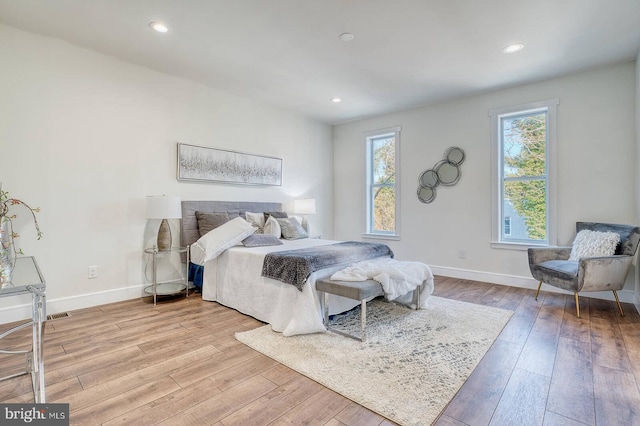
[2,266,637,323]
[0,285,146,323]
[430,265,637,305]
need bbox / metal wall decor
[417,147,465,203]
[177,143,283,186]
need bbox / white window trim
[489,99,558,250]
[363,126,401,240]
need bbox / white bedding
[331,257,434,308]
[198,238,368,336]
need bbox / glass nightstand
[144,246,189,305]
[0,256,46,403]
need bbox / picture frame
[177,143,283,186]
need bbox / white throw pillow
[263,215,281,237]
[568,230,620,261]
[194,217,256,263]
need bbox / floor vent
[47,312,71,321]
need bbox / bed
[181,200,432,336]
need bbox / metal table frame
[144,246,189,305]
[0,256,46,403]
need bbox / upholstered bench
[316,278,385,342]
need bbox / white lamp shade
[294,198,316,215]
[146,195,182,219]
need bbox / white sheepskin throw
[568,230,620,261]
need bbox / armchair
[528,222,640,318]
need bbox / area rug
[235,296,513,426]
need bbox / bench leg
[321,293,368,342]
[360,299,367,342]
[319,291,329,327]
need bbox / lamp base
[157,219,172,251]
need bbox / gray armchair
[528,222,640,318]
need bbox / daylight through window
[365,127,400,238]
[501,109,548,242]
[490,99,557,247]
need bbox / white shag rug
[235,296,513,426]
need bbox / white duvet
[198,238,366,336]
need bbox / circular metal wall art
[417,146,466,204]
[434,160,461,186]
[419,169,439,188]
[417,186,436,203]
[445,146,466,166]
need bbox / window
[504,217,511,236]
[490,99,558,248]
[364,126,401,239]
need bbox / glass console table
[0,256,46,403]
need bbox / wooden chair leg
[574,292,581,318]
[534,280,542,300]
[612,290,625,317]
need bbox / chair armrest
[579,255,633,292]
[528,247,571,265]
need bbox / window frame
[489,99,558,250]
[363,126,401,240]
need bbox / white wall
[334,61,638,301]
[0,25,333,321]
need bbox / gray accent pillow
[263,211,288,222]
[277,217,308,240]
[195,211,230,236]
[242,234,284,247]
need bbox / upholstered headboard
[181,200,283,247]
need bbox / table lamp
[146,195,182,251]
[294,198,316,233]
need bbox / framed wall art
[177,143,283,186]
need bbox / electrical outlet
[88,265,98,279]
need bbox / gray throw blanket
[262,241,394,291]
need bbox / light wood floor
[1,276,640,425]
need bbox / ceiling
[1,0,639,125]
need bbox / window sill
[490,241,548,251]
[363,233,400,241]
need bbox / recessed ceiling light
[339,33,355,42]
[502,43,524,53]
[149,21,169,33]
[331,97,342,103]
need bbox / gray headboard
[181,200,283,247]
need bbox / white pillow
[568,230,620,261]
[263,215,281,237]
[194,217,256,263]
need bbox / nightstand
[144,246,189,305]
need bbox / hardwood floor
[1,276,640,425]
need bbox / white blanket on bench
[330,257,434,308]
